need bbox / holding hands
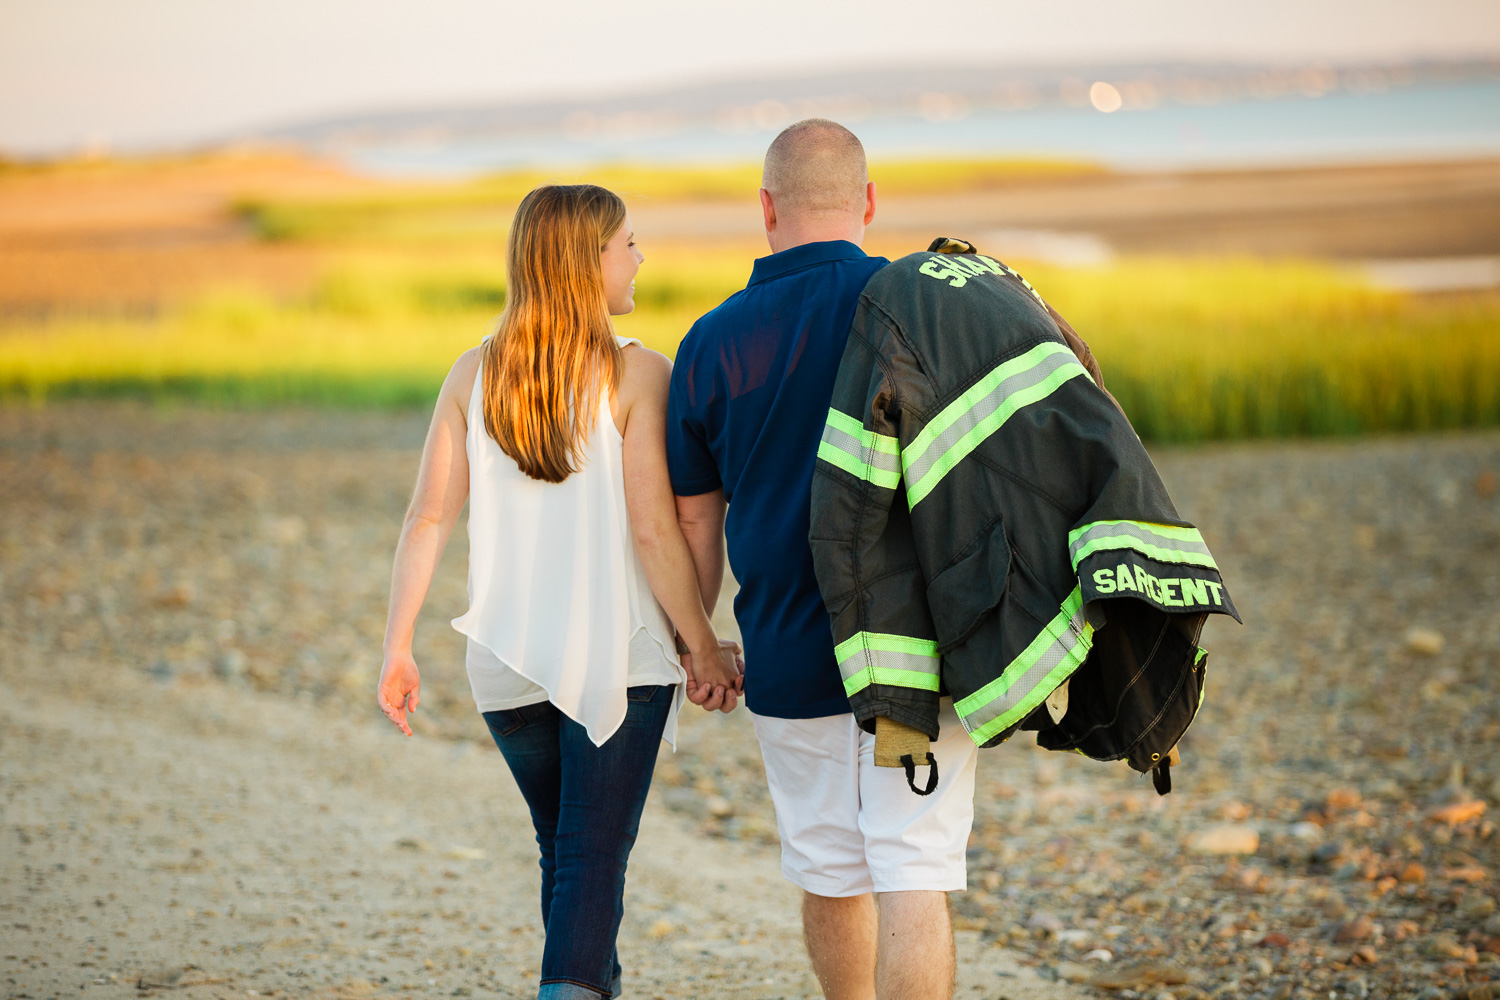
[378,632,742,736]
[681,637,744,713]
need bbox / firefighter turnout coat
[808,245,1241,791]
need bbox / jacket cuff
[849,694,941,742]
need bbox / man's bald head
[762,119,868,216]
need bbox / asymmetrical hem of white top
[451,335,687,748]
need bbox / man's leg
[750,711,876,1000]
[803,891,877,1000]
[874,891,955,1000]
[858,699,978,1000]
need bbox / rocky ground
[2,404,1498,1000]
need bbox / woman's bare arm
[616,345,740,705]
[377,347,479,735]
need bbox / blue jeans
[483,685,673,1000]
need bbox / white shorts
[750,699,979,897]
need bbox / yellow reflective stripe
[843,668,943,697]
[902,343,1088,508]
[817,441,900,488]
[836,631,940,696]
[824,409,898,454]
[818,409,900,489]
[835,632,939,661]
[955,587,1093,744]
[1068,519,1217,572]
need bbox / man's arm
[675,489,727,615]
[675,489,736,709]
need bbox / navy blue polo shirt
[666,240,889,719]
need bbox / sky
[2,0,1498,156]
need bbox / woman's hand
[377,650,422,736]
[683,639,743,713]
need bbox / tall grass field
[3,162,1497,442]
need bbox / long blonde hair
[483,184,625,483]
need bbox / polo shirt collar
[748,240,867,286]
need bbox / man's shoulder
[835,253,891,299]
[695,254,886,325]
[675,286,755,366]
[690,285,755,333]
[679,252,889,360]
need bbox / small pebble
[1187,824,1259,855]
[1027,910,1064,934]
[1404,626,1445,656]
[1334,915,1373,942]
[1459,892,1497,919]
[1288,821,1324,843]
[1054,961,1093,984]
[1425,933,1466,959]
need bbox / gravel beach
[2,404,1497,1000]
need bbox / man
[666,119,977,1000]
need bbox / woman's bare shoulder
[439,345,484,412]
[613,343,671,432]
[619,341,671,385]
[453,343,483,374]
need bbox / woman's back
[377,183,743,1000]
[452,335,684,747]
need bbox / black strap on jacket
[900,753,940,796]
[1152,760,1172,795]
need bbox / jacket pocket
[925,517,1011,652]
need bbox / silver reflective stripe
[836,647,940,683]
[902,344,1084,502]
[821,423,900,478]
[817,409,901,489]
[957,594,1092,742]
[1067,519,1217,572]
[834,631,942,696]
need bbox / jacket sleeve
[809,306,943,741]
[1045,303,1126,417]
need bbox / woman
[376,183,741,1000]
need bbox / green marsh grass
[4,247,1497,443]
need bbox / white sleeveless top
[451,335,687,748]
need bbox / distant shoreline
[329,78,1500,180]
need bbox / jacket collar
[748,240,868,286]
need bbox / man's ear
[760,188,777,233]
[863,181,877,226]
